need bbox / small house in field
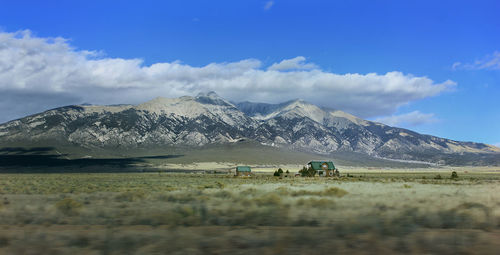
[307,161,337,177]
[235,166,252,176]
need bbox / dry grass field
[0,168,499,254]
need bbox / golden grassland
[0,169,499,254]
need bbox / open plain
[0,167,499,254]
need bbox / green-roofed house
[235,166,252,176]
[307,161,338,177]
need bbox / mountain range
[1,91,499,166]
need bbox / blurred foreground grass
[0,171,499,254]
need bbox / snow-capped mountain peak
[134,92,239,121]
[195,91,235,107]
[236,99,326,122]
[1,93,498,165]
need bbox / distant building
[307,161,337,177]
[235,166,252,176]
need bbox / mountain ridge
[1,92,498,166]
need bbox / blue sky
[0,0,499,145]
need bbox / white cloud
[452,51,500,70]
[373,111,438,127]
[267,56,318,71]
[0,30,456,123]
[264,1,274,11]
[451,62,461,70]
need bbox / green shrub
[216,181,225,189]
[451,171,458,179]
[115,190,145,202]
[299,166,316,177]
[296,198,333,208]
[165,205,205,226]
[274,168,284,177]
[214,190,233,199]
[274,187,289,195]
[243,188,258,195]
[165,192,198,203]
[292,187,347,197]
[322,187,348,197]
[254,193,282,206]
[299,166,306,177]
[55,198,83,216]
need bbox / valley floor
[157,162,500,173]
[0,169,499,254]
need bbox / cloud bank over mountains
[374,111,438,127]
[267,56,318,71]
[0,30,455,123]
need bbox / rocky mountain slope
[1,92,498,165]
[236,100,499,164]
